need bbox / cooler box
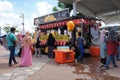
[89,46,100,56]
[53,50,75,64]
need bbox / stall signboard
[34,8,70,25]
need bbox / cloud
[25,1,55,33]
[0,1,56,33]
[23,3,28,6]
[0,0,21,27]
[0,0,13,12]
[31,12,38,18]
[36,1,54,16]
[0,0,15,26]
[24,19,35,33]
[0,12,21,26]
[1,12,19,19]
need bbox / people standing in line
[100,29,107,65]
[75,32,86,63]
[116,32,120,60]
[6,27,18,66]
[103,29,118,69]
[35,32,41,57]
[19,31,33,67]
[47,33,55,58]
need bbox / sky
[0,0,58,33]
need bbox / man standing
[75,32,86,63]
[6,27,18,66]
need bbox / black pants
[18,48,22,57]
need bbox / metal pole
[73,1,77,16]
[0,27,1,36]
[72,0,77,45]
[22,14,25,35]
[20,13,25,35]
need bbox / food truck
[34,8,102,62]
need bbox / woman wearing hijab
[100,29,107,65]
[19,31,33,67]
[47,33,55,58]
[103,29,118,69]
[116,33,120,60]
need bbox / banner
[34,8,69,25]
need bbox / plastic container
[53,50,75,64]
[89,46,100,56]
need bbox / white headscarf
[100,29,106,43]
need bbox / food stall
[34,8,101,63]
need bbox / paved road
[0,45,120,80]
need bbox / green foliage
[3,24,11,33]
[58,2,65,9]
[65,4,72,11]
[52,1,72,12]
[3,24,20,33]
[52,6,59,12]
[52,1,84,17]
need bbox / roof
[58,0,120,24]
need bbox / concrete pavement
[0,45,49,80]
[27,59,120,80]
[0,45,120,80]
[0,52,49,80]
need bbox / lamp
[20,13,25,35]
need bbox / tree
[53,1,84,17]
[52,1,72,12]
[52,6,59,12]
[3,24,19,33]
[3,24,11,33]
[58,2,66,9]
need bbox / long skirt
[19,46,32,67]
[48,46,54,58]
